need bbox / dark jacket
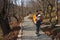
[36,13,42,26]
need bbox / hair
[36,13,40,16]
[36,10,38,12]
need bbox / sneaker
[36,32,39,34]
[35,34,37,36]
[37,34,41,37]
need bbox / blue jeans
[36,24,40,34]
[36,20,41,34]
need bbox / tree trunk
[0,18,11,35]
[0,0,11,36]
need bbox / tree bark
[0,0,11,36]
[0,18,11,35]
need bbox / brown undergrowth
[2,27,21,40]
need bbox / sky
[58,0,60,3]
[11,0,36,6]
[12,0,31,6]
[11,0,60,6]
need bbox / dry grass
[2,17,23,40]
[2,27,21,40]
[28,14,56,24]
[0,28,3,40]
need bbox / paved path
[17,15,52,40]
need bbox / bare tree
[0,0,11,36]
